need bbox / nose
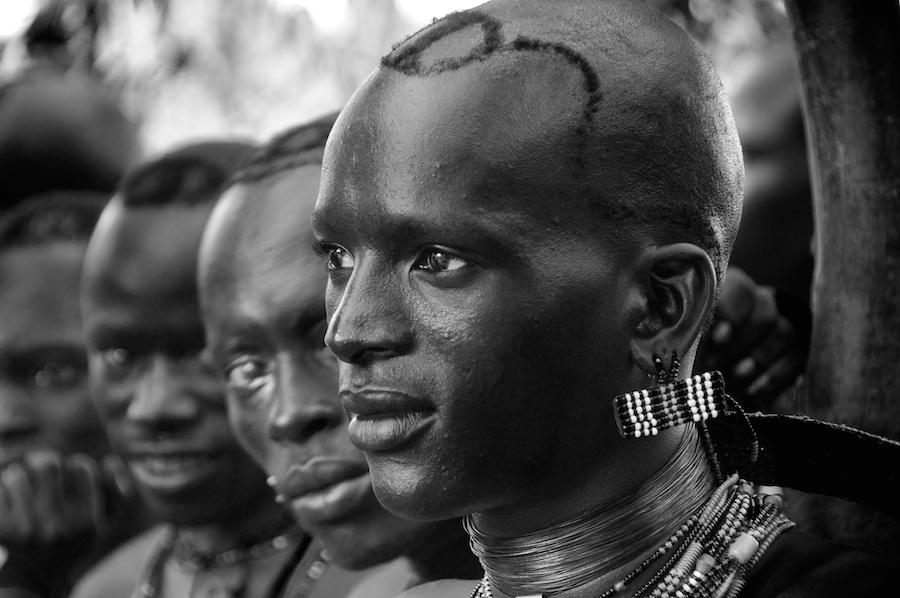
[126,355,201,429]
[268,356,344,445]
[325,264,413,365]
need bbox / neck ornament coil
[465,431,714,596]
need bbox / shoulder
[69,526,168,598]
[397,579,480,598]
[343,558,418,598]
[741,528,896,598]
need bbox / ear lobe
[631,243,717,374]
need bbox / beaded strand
[469,475,794,598]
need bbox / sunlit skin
[314,65,684,530]
[311,2,744,596]
[200,161,479,578]
[0,241,107,467]
[81,199,280,544]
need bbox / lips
[279,458,373,524]
[127,450,225,494]
[342,389,435,452]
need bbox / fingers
[27,451,67,543]
[732,313,794,382]
[709,282,780,372]
[0,451,108,548]
[0,462,36,542]
[746,350,805,399]
[68,454,107,535]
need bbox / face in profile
[82,200,272,525]
[0,241,107,467]
[313,57,641,522]
[201,163,458,568]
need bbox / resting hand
[0,451,119,597]
[697,267,809,409]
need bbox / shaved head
[325,0,743,283]
[314,0,743,524]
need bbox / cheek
[226,400,270,468]
[40,391,105,441]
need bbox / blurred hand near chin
[697,267,811,411]
[0,450,130,597]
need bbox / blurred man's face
[82,200,272,525]
[201,165,462,568]
[0,241,107,467]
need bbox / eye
[100,348,135,370]
[416,249,469,273]
[323,245,354,271]
[32,361,85,390]
[226,358,273,394]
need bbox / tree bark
[783,0,900,556]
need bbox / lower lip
[290,472,373,524]
[129,453,223,494]
[347,412,434,452]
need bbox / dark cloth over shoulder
[742,529,894,597]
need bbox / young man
[312,1,893,597]
[0,195,149,598]
[198,114,482,598]
[75,143,333,598]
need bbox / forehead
[316,54,592,237]
[203,165,324,329]
[0,242,85,347]
[83,200,213,331]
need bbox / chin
[369,460,469,522]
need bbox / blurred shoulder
[397,579,479,598]
[743,528,895,597]
[69,526,167,598]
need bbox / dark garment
[742,529,894,597]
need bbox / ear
[630,243,717,376]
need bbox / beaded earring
[613,352,730,440]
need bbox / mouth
[342,389,435,453]
[128,451,225,494]
[280,458,373,524]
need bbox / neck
[174,497,292,556]
[468,427,715,597]
[407,521,484,584]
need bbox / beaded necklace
[469,474,793,598]
[135,523,327,598]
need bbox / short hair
[0,192,109,251]
[232,112,338,185]
[379,0,743,285]
[120,141,256,208]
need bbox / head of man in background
[82,141,279,528]
[78,142,301,598]
[0,193,150,598]
[0,194,109,468]
[199,115,481,596]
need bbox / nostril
[300,418,331,442]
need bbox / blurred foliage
[1,0,791,153]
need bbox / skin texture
[81,198,279,536]
[199,161,478,578]
[0,242,107,468]
[313,0,740,538]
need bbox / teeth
[135,455,214,476]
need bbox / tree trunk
[783,0,900,556]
